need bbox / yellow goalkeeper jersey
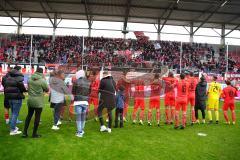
[208,82,222,100]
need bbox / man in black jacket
[3,66,27,135]
[98,71,116,133]
[195,76,207,124]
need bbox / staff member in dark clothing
[98,71,116,133]
[22,68,49,138]
[195,76,207,124]
[3,66,27,135]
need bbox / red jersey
[134,80,145,98]
[162,77,177,96]
[89,75,100,97]
[150,80,161,97]
[188,77,198,95]
[176,79,189,98]
[221,86,237,102]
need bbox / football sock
[208,110,212,121]
[231,110,236,122]
[215,110,219,121]
[4,113,9,120]
[223,111,229,122]
[156,111,160,122]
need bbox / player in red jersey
[221,80,238,125]
[162,72,177,124]
[132,79,145,125]
[88,70,100,121]
[175,73,189,129]
[116,70,131,121]
[187,72,198,124]
[148,73,162,126]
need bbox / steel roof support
[225,24,240,37]
[122,0,131,39]
[40,1,54,26]
[159,2,176,32]
[193,1,226,35]
[17,11,22,34]
[0,3,19,25]
[52,13,57,41]
[190,21,193,43]
[157,18,161,40]
[221,24,225,45]
[83,0,93,37]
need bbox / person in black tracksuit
[195,76,207,124]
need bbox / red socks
[4,113,9,120]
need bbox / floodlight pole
[82,36,84,70]
[226,42,229,74]
[180,41,183,74]
[30,34,33,73]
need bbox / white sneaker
[10,129,22,136]
[57,121,62,126]
[51,125,60,130]
[100,125,107,132]
[133,120,137,124]
[15,127,19,131]
[139,120,143,125]
[107,128,111,133]
[202,120,206,124]
[76,133,83,138]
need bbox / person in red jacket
[148,73,162,126]
[116,70,131,121]
[132,79,145,125]
[187,72,198,124]
[162,72,177,124]
[88,70,100,121]
[221,80,238,125]
[175,73,189,129]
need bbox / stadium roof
[0,0,240,32]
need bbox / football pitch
[0,94,240,160]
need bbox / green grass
[0,94,240,160]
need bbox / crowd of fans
[0,34,239,73]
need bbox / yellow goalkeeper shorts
[207,98,219,110]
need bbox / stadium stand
[0,34,239,73]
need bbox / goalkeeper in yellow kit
[207,76,222,124]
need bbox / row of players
[88,71,238,129]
